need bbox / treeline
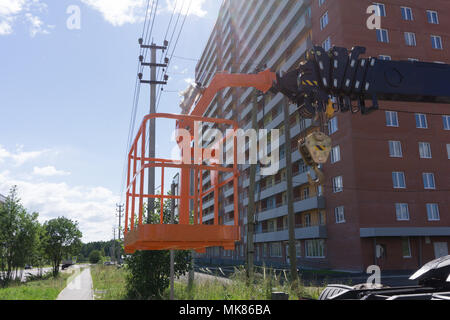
[78,240,123,264]
[0,186,82,287]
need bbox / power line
[156,0,193,113]
[120,0,157,202]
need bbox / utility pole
[116,203,124,264]
[170,182,176,300]
[138,39,168,223]
[246,90,259,283]
[283,98,298,283]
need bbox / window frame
[431,35,443,50]
[415,113,428,129]
[328,116,338,134]
[305,239,326,258]
[401,7,413,20]
[392,172,406,189]
[373,3,386,17]
[427,203,440,221]
[332,176,343,193]
[386,111,399,127]
[331,145,341,163]
[389,140,403,158]
[335,206,346,224]
[376,28,389,43]
[427,10,439,24]
[396,203,410,221]
[402,237,412,258]
[423,173,436,190]
[320,11,329,30]
[443,116,450,130]
[419,142,432,159]
[404,32,417,47]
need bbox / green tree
[43,217,82,277]
[125,198,191,300]
[89,250,103,264]
[0,186,40,287]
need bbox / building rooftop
[0,194,6,204]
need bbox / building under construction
[185,0,450,272]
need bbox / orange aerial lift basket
[123,113,241,254]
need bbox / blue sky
[0,0,221,242]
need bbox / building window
[331,145,341,163]
[392,172,406,189]
[335,206,345,224]
[431,35,443,49]
[328,117,338,134]
[401,7,413,20]
[389,141,403,158]
[320,11,329,30]
[332,176,343,193]
[404,32,416,46]
[270,242,282,257]
[396,203,410,221]
[303,187,310,200]
[379,55,391,60]
[373,3,386,17]
[402,238,412,258]
[305,240,325,258]
[447,144,450,160]
[386,111,399,127]
[427,204,440,221]
[419,142,432,159]
[322,37,331,51]
[304,214,311,227]
[296,241,302,258]
[376,29,389,43]
[443,116,450,130]
[415,113,428,129]
[423,173,436,190]
[319,0,325,7]
[427,10,439,24]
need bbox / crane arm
[274,45,450,118]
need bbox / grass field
[91,265,128,300]
[166,269,324,300]
[0,273,72,300]
[90,264,323,300]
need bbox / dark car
[319,255,450,300]
[24,265,32,270]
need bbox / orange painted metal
[124,113,241,254]
[177,69,276,132]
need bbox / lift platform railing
[124,113,241,254]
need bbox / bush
[89,250,103,264]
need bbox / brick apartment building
[185,0,450,272]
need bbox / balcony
[254,223,328,243]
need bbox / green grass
[91,265,128,300]
[164,268,324,300]
[89,264,324,300]
[0,273,71,300]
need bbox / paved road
[0,267,53,283]
[57,266,93,300]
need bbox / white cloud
[81,0,208,27]
[81,0,148,26]
[0,0,51,36]
[0,170,119,243]
[33,166,71,177]
[0,145,51,166]
[25,12,48,37]
[165,0,207,18]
